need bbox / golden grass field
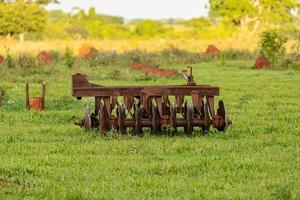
[1,36,298,58]
[0,37,260,55]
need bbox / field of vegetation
[0,57,299,199]
[1,0,300,199]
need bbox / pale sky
[46,0,209,20]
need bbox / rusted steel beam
[73,86,219,98]
[72,73,219,98]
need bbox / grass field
[0,60,299,199]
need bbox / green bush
[63,47,76,68]
[4,48,14,68]
[48,50,61,62]
[134,20,167,38]
[259,30,287,67]
[222,49,255,60]
[16,53,38,68]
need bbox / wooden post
[41,83,46,110]
[0,89,2,106]
[26,83,29,109]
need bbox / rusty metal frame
[72,67,231,134]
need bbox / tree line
[0,0,299,41]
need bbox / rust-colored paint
[29,97,44,111]
[26,83,46,111]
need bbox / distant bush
[259,30,287,67]
[134,20,167,38]
[63,47,76,68]
[222,49,255,60]
[0,46,272,70]
[16,53,38,68]
[65,26,88,39]
[4,48,14,68]
[107,68,121,80]
[48,50,61,62]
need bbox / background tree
[209,0,300,33]
[0,2,47,41]
[134,20,166,38]
[0,0,59,5]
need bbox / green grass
[0,60,299,199]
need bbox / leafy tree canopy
[209,0,300,32]
[0,2,47,36]
[134,20,167,38]
[0,0,59,5]
[185,17,211,29]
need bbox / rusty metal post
[26,83,29,109]
[0,89,2,106]
[41,83,46,110]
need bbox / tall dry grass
[0,37,260,56]
[0,36,297,57]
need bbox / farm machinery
[72,67,231,135]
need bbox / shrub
[107,68,121,80]
[222,49,255,60]
[259,30,287,67]
[48,50,61,62]
[63,47,76,68]
[134,20,166,38]
[4,48,14,68]
[16,53,38,68]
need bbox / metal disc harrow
[73,67,231,135]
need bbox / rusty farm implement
[72,67,231,135]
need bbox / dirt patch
[255,56,270,69]
[0,177,23,188]
[132,63,178,78]
[37,51,53,64]
[205,45,220,55]
[79,44,98,59]
[0,54,4,64]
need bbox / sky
[46,0,209,20]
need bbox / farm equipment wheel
[152,104,160,134]
[183,102,187,133]
[134,104,142,135]
[217,100,231,131]
[99,102,108,135]
[170,103,177,135]
[201,102,211,133]
[118,104,126,134]
[186,103,194,135]
[83,105,91,132]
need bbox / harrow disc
[134,104,142,135]
[118,104,126,134]
[152,104,159,134]
[186,103,194,135]
[201,101,211,132]
[170,103,177,134]
[217,100,231,131]
[99,102,108,134]
[83,105,91,132]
